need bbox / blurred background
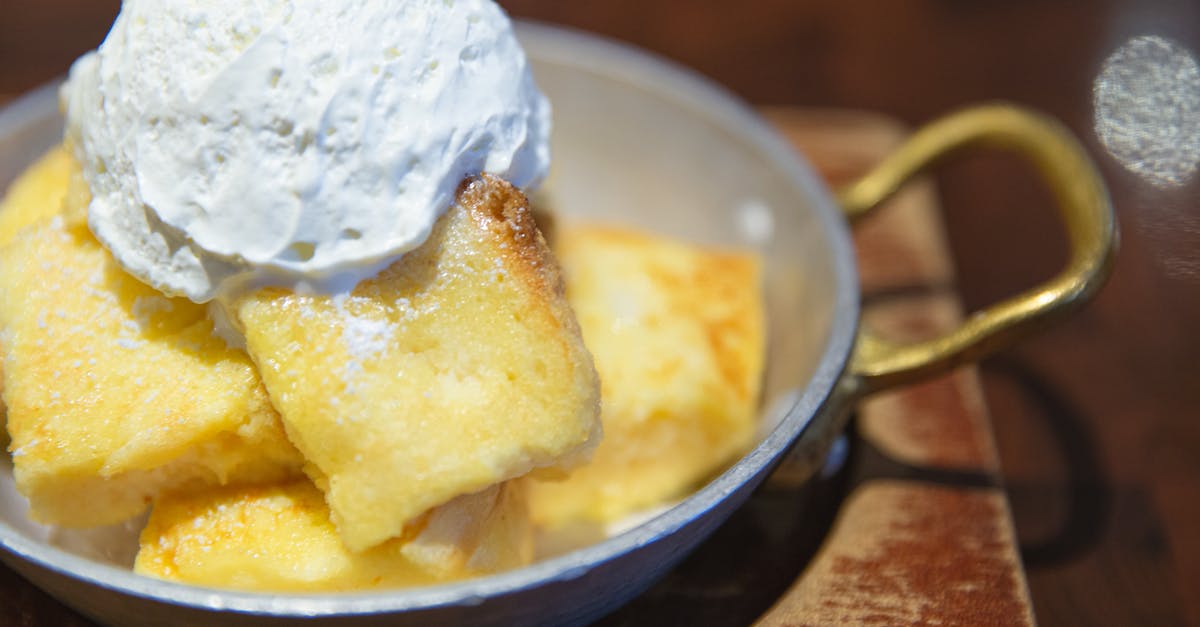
[3,1,1198,624]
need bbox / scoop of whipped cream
[63,0,550,302]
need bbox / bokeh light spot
[1093,35,1200,188]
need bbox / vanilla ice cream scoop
[63,0,550,302]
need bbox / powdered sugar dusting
[334,293,396,392]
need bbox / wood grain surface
[2,2,1199,625]
[755,112,1034,627]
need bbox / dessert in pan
[0,0,765,592]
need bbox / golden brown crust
[456,174,596,412]
[460,174,563,300]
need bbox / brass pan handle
[840,104,1116,396]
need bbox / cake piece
[135,478,532,592]
[528,224,765,527]
[236,174,601,551]
[0,179,305,526]
[0,146,81,430]
[0,145,77,245]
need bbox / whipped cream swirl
[64,0,550,302]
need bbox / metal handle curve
[841,104,1116,396]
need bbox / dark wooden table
[3,2,1199,625]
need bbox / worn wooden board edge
[756,108,1034,626]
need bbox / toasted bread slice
[135,478,531,592]
[236,174,600,551]
[528,224,765,527]
[0,200,304,527]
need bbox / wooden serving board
[754,108,1035,626]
